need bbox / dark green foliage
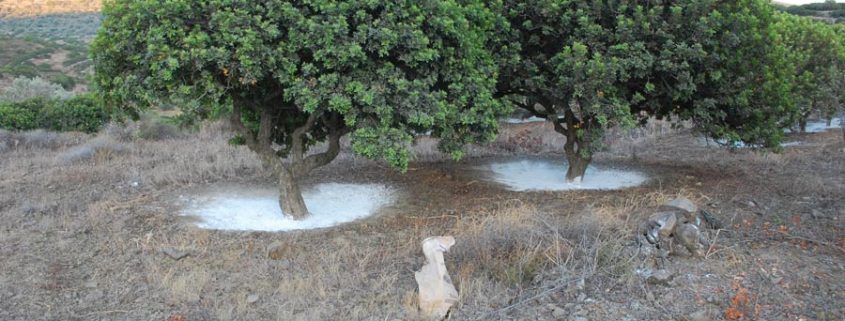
[492,0,650,180]
[40,94,110,133]
[92,0,507,169]
[0,95,110,133]
[0,100,40,130]
[681,0,796,147]
[92,0,509,216]
[774,13,845,130]
[491,0,815,179]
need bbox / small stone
[646,269,675,286]
[84,281,98,288]
[246,294,259,304]
[161,248,189,260]
[570,316,588,321]
[267,241,290,260]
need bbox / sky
[775,0,845,5]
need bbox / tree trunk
[229,98,317,220]
[277,167,308,219]
[558,107,592,183]
[799,118,807,133]
[840,112,845,144]
[564,142,591,183]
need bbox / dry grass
[0,120,842,320]
[0,0,101,18]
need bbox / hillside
[775,1,845,23]
[0,0,100,18]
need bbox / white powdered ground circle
[790,118,842,134]
[486,159,648,191]
[182,183,395,231]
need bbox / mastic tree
[493,0,799,182]
[493,0,643,182]
[686,0,798,147]
[774,13,845,132]
[494,0,715,182]
[92,0,506,219]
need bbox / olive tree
[92,0,506,219]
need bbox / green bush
[51,74,77,90]
[0,99,42,130]
[40,94,110,133]
[0,95,110,133]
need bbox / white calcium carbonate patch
[793,118,842,133]
[182,183,395,231]
[505,116,547,124]
[699,138,802,148]
[486,159,648,191]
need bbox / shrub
[0,76,71,102]
[58,135,127,164]
[136,116,182,141]
[0,99,41,130]
[0,95,111,133]
[40,94,109,133]
[51,74,77,90]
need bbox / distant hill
[0,13,101,41]
[0,0,101,18]
[774,2,845,23]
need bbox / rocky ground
[0,122,843,321]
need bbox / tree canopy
[92,0,845,215]
[774,12,845,131]
[491,0,834,181]
[92,0,508,218]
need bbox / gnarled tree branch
[290,112,320,162]
[294,114,349,176]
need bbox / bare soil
[0,122,843,321]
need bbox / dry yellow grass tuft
[1,120,842,320]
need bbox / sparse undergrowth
[0,121,842,321]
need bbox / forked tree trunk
[277,167,308,219]
[548,105,594,183]
[564,137,591,183]
[230,98,346,220]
